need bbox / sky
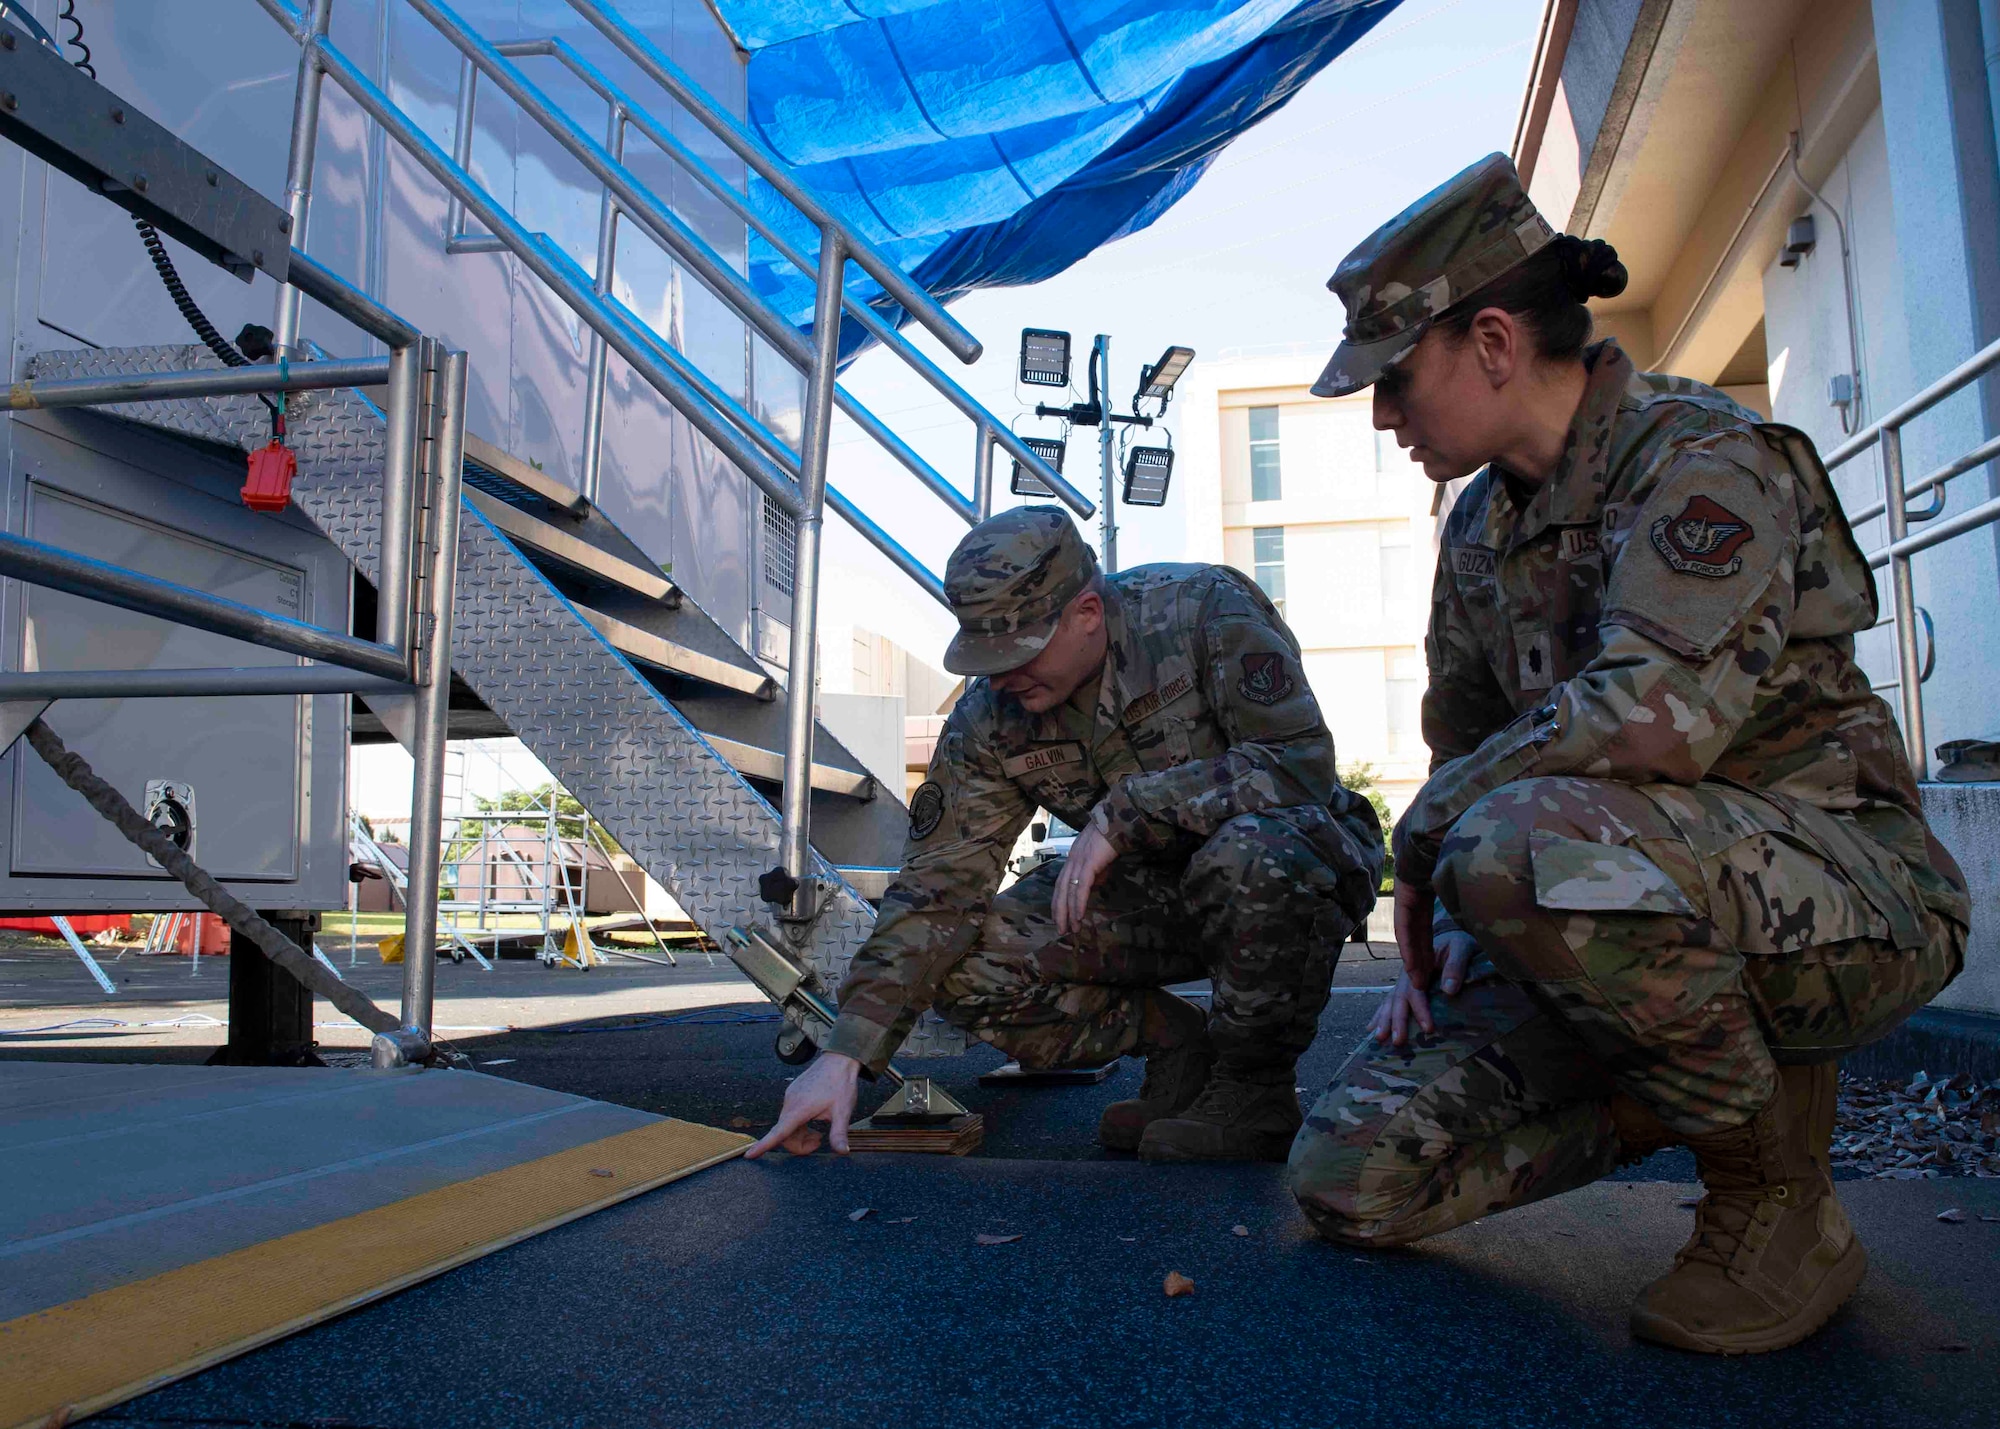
[353,0,1542,816]
[812,0,1543,662]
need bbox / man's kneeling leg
[1142,808,1376,1164]
[933,857,1206,1084]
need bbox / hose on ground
[23,719,401,1035]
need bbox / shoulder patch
[1001,744,1084,780]
[1650,495,1755,578]
[1450,545,1496,579]
[1237,652,1296,706]
[908,781,945,839]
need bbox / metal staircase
[0,0,1112,1056]
[10,0,1101,1056]
[31,339,943,1041]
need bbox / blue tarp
[714,0,1402,356]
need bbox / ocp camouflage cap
[942,505,1099,677]
[1312,152,1557,398]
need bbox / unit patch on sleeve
[1001,743,1084,780]
[1650,495,1755,578]
[908,781,945,839]
[1237,652,1296,706]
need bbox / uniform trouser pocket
[1437,776,1960,1133]
[1747,910,1965,1062]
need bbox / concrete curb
[1845,1006,2000,1083]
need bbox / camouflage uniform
[821,508,1383,1085]
[1288,155,1969,1247]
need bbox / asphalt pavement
[15,944,1998,1426]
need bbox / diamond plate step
[27,345,964,1056]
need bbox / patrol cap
[941,506,1100,677]
[1312,152,1557,398]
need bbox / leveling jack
[725,926,984,1155]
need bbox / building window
[762,496,796,596]
[1386,649,1424,756]
[1252,526,1285,613]
[1379,530,1414,615]
[1248,406,1281,501]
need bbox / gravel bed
[1835,1070,2000,1179]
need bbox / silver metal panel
[669,405,754,651]
[14,487,304,880]
[590,347,680,596]
[0,405,349,909]
[380,3,516,445]
[29,2,295,354]
[35,345,962,1055]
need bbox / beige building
[1514,0,2000,1018]
[1177,347,1437,814]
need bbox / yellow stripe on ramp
[2,1117,750,1429]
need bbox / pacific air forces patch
[1237,651,1296,706]
[908,780,945,839]
[1651,495,1754,578]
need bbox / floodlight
[1138,345,1195,400]
[1122,444,1174,506]
[1011,436,1068,497]
[1019,328,1072,388]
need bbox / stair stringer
[28,345,966,1056]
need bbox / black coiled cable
[134,217,251,367]
[57,0,91,77]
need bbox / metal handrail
[565,0,981,364]
[1820,331,2000,779]
[467,32,1091,523]
[251,0,1095,920]
[432,26,1085,530]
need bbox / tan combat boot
[1135,1078,1302,1163]
[1631,1062,1865,1355]
[1097,992,1213,1152]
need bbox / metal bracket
[369,1024,434,1070]
[867,1075,972,1123]
[0,697,50,753]
[0,29,290,281]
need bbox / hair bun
[1552,235,1627,301]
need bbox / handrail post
[1095,335,1118,571]
[272,0,334,358]
[580,104,625,504]
[779,230,846,922]
[379,342,421,664]
[1880,425,1929,778]
[401,347,469,1037]
[972,420,993,518]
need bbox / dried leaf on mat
[976,1233,1022,1245]
[848,1208,873,1222]
[1163,1272,1196,1298]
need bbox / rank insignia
[1237,651,1296,705]
[1651,495,1754,578]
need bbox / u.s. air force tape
[909,780,945,839]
